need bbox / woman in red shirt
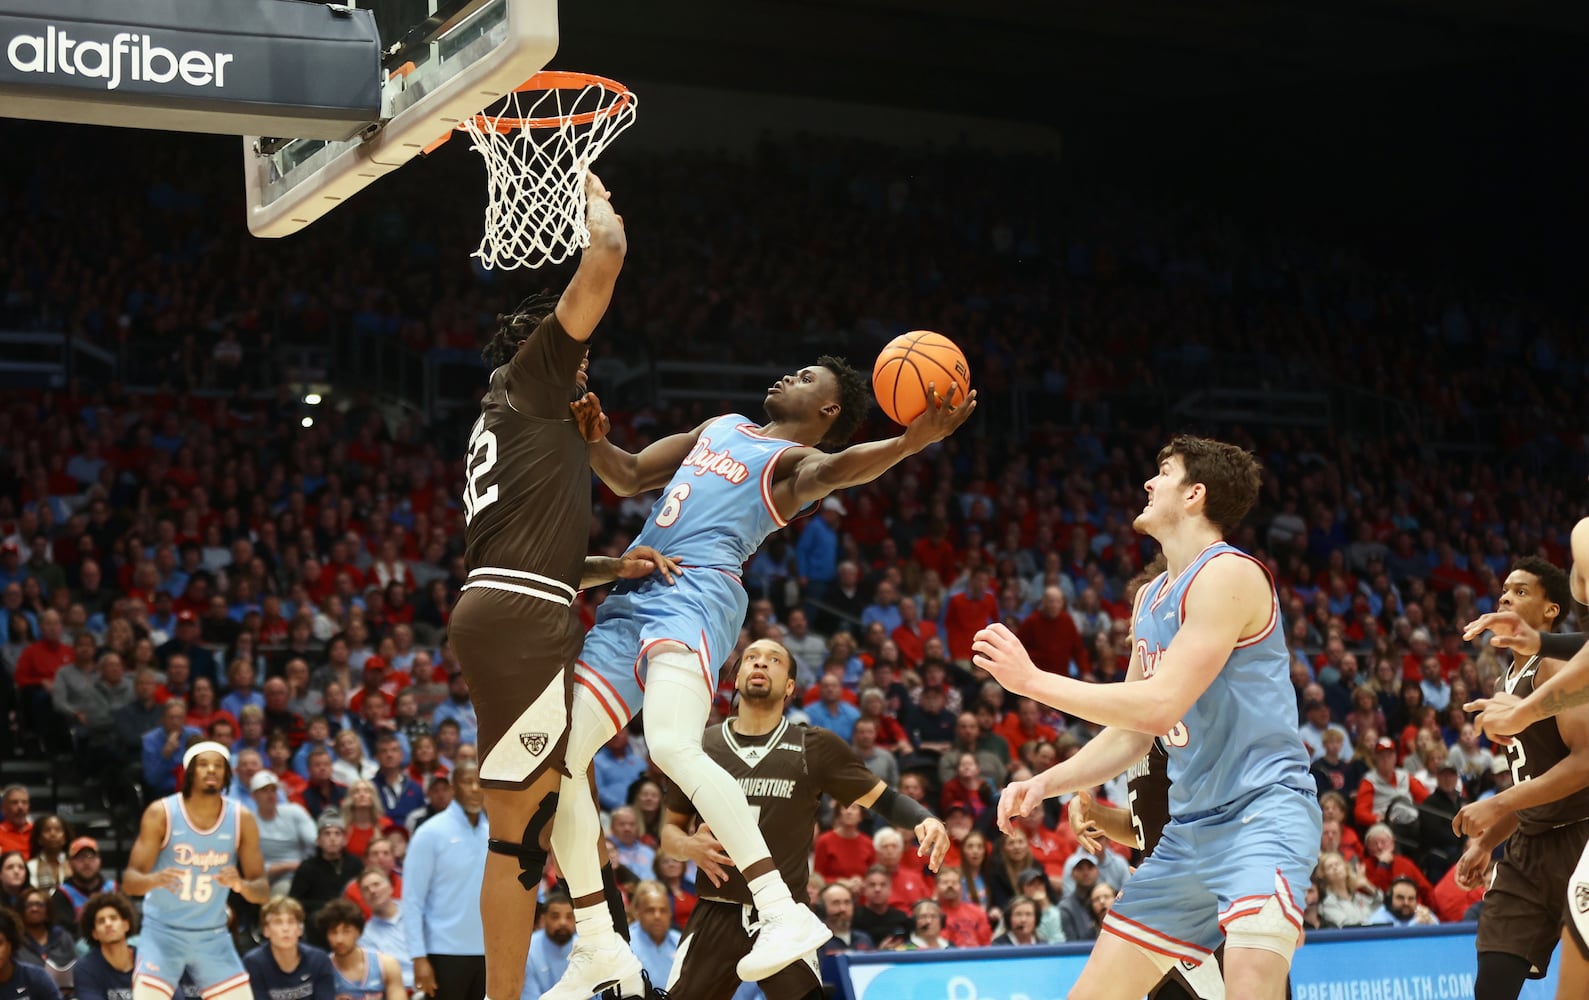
[184,677,238,734]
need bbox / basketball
[871,331,973,425]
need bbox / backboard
[244,0,556,239]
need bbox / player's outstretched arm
[579,546,681,589]
[853,778,950,872]
[120,801,182,897]
[974,554,1264,734]
[998,726,1154,835]
[553,171,626,342]
[777,382,976,510]
[571,392,709,497]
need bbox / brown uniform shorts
[669,898,822,1000]
[1478,819,1589,976]
[448,586,582,790]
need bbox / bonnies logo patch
[520,732,549,756]
[1574,882,1589,914]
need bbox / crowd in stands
[1,123,1588,997]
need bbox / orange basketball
[871,331,972,425]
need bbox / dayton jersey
[1133,542,1313,817]
[1503,654,1589,834]
[330,949,387,1000]
[142,795,241,930]
[664,719,878,906]
[632,416,805,573]
[461,312,590,596]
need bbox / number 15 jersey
[142,795,241,931]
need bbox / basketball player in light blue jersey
[975,435,1320,1000]
[122,741,271,1000]
[544,359,975,1000]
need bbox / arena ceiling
[558,0,1589,124]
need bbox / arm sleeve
[807,728,893,807]
[505,313,588,419]
[1540,631,1588,661]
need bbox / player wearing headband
[121,741,271,1000]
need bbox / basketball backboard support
[244,0,556,239]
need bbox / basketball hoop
[458,71,637,270]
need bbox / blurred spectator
[850,718,899,787]
[608,807,656,876]
[290,812,364,944]
[25,815,70,892]
[522,891,576,1000]
[813,803,876,885]
[244,896,337,1000]
[992,896,1041,946]
[299,748,349,818]
[937,715,1008,790]
[0,905,60,1000]
[0,851,28,911]
[819,881,872,953]
[806,673,861,740]
[1017,587,1091,678]
[404,762,487,1000]
[853,865,911,947]
[317,898,404,1000]
[592,729,648,814]
[1367,876,1438,927]
[344,837,403,919]
[1314,851,1380,928]
[355,868,412,990]
[1057,855,1102,941]
[48,837,116,926]
[944,570,998,665]
[15,609,74,748]
[905,899,950,950]
[340,781,388,860]
[141,699,202,796]
[72,892,137,1000]
[1354,738,1429,829]
[252,771,317,896]
[1360,824,1433,905]
[16,885,75,966]
[628,880,680,982]
[781,609,828,671]
[872,828,932,911]
[934,869,990,947]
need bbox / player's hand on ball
[1466,691,1526,746]
[1069,790,1105,854]
[680,823,735,887]
[901,381,977,452]
[972,623,1039,696]
[570,392,610,443]
[1462,611,1540,655]
[618,545,681,584]
[915,818,950,873]
[997,776,1045,836]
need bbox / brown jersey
[1504,653,1589,835]
[1126,740,1172,856]
[461,312,590,593]
[665,719,880,906]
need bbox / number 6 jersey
[142,795,241,930]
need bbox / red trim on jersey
[1103,911,1213,960]
[576,660,632,720]
[1151,541,1220,612]
[634,637,713,696]
[1178,547,1275,626]
[160,798,173,849]
[1102,915,1210,964]
[734,422,790,442]
[202,972,251,998]
[1235,597,1279,649]
[575,673,627,733]
[176,792,227,837]
[1275,872,1305,929]
[697,629,714,695]
[135,973,177,998]
[758,444,799,528]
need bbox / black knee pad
[488,791,558,890]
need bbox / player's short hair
[79,890,138,942]
[1511,557,1572,626]
[483,290,561,368]
[315,897,365,935]
[815,355,869,449]
[262,895,306,925]
[1157,435,1263,537]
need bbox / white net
[460,73,638,270]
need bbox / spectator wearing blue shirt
[797,498,844,604]
[520,893,577,1000]
[430,672,478,750]
[0,905,59,1000]
[627,882,679,990]
[221,660,264,721]
[592,729,649,813]
[244,897,337,1000]
[140,699,204,795]
[404,761,488,1000]
[860,580,904,635]
[804,673,862,742]
[72,890,137,1000]
[355,868,413,989]
[608,807,656,876]
[372,734,425,828]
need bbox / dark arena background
[1,2,1587,999]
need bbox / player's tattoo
[1539,686,1589,716]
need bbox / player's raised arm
[977,553,1265,736]
[570,393,709,497]
[778,382,976,509]
[553,171,627,341]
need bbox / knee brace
[488,791,558,890]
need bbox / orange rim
[460,70,634,134]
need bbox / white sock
[549,687,618,936]
[573,901,612,943]
[643,650,794,916]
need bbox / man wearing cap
[122,740,270,1000]
[141,699,205,796]
[156,610,218,687]
[1354,737,1430,829]
[250,771,317,896]
[289,810,365,943]
[1058,853,1102,941]
[48,836,118,928]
